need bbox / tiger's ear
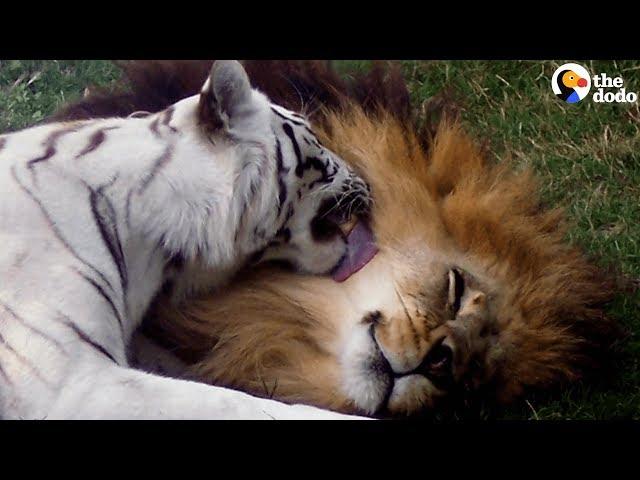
[198,60,252,131]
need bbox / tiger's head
[150,105,617,417]
[195,61,374,281]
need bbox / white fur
[0,62,368,419]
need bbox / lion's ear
[198,60,252,130]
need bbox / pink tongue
[331,221,378,282]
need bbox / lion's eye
[448,268,465,316]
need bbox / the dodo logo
[552,63,591,103]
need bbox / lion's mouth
[330,220,378,282]
[361,324,451,417]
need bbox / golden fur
[147,104,617,416]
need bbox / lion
[61,60,619,417]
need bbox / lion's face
[337,248,497,415]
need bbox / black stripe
[27,145,56,169]
[89,183,128,294]
[57,313,118,364]
[162,106,177,132]
[284,203,295,222]
[278,227,291,243]
[303,125,317,138]
[272,107,320,138]
[75,126,118,159]
[149,117,161,137]
[306,156,336,190]
[0,301,67,354]
[275,137,286,171]
[0,361,9,384]
[0,137,6,153]
[125,189,135,230]
[71,267,125,338]
[305,135,322,150]
[149,108,177,138]
[282,123,306,178]
[275,137,288,217]
[275,203,295,237]
[163,106,174,124]
[11,166,116,295]
[138,145,173,194]
[234,201,248,244]
[27,126,78,170]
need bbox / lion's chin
[385,375,444,416]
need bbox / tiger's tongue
[331,221,378,282]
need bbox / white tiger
[0,60,373,419]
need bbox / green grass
[1,60,638,419]
[0,60,120,131]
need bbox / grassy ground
[1,60,638,419]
